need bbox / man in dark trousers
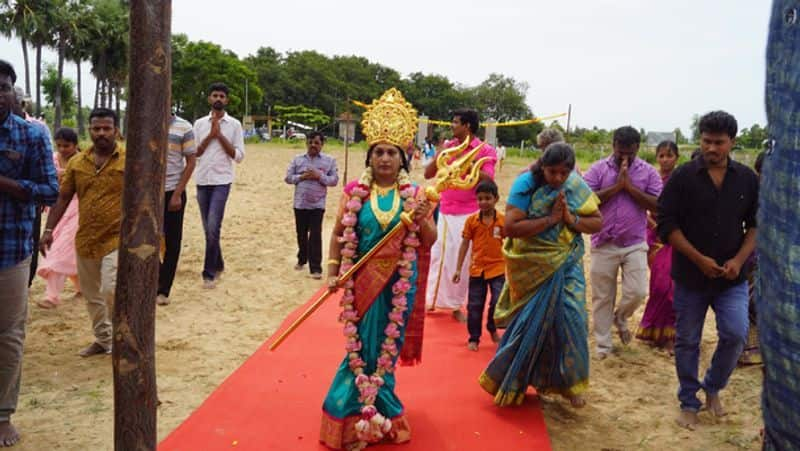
[284,131,338,279]
[657,110,758,430]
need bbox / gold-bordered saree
[479,171,600,406]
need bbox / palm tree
[0,0,37,97]
[50,0,86,129]
[87,0,128,125]
[64,4,93,136]
[27,0,56,117]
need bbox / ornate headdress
[360,88,418,148]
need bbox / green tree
[673,127,688,144]
[690,114,700,143]
[331,55,401,123]
[584,130,603,147]
[244,46,286,115]
[50,0,86,129]
[27,0,58,116]
[171,34,261,120]
[401,72,465,121]
[465,73,536,144]
[64,1,93,136]
[273,105,330,129]
[738,124,768,148]
[0,0,41,95]
[41,62,75,119]
[87,0,129,113]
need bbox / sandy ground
[14,143,762,450]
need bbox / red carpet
[160,287,551,450]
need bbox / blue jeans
[673,281,748,412]
[467,274,504,343]
[196,184,230,281]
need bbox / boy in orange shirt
[453,180,505,351]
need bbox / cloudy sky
[1,0,770,134]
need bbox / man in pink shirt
[424,108,497,321]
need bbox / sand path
[16,143,761,450]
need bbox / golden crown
[361,88,418,148]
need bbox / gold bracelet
[327,259,340,266]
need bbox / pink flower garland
[337,168,420,447]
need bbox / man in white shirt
[193,82,245,289]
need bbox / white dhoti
[425,212,472,310]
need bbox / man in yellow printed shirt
[41,108,124,358]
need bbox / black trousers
[28,207,41,286]
[467,274,505,343]
[158,190,186,297]
[294,208,324,274]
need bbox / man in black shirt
[657,111,758,430]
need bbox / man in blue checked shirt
[0,59,58,447]
[284,131,339,279]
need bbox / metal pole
[114,1,170,449]
[565,103,572,140]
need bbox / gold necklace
[370,183,400,231]
[372,182,397,196]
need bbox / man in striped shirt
[284,131,338,279]
[157,114,196,305]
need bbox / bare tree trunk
[108,80,114,109]
[20,36,30,97]
[35,44,41,117]
[94,77,100,108]
[77,60,84,136]
[54,35,65,130]
[105,80,110,109]
[113,1,171,449]
[100,79,107,108]
[115,83,121,134]
[109,80,115,109]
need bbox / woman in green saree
[479,142,603,408]
[320,88,436,450]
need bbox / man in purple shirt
[284,131,339,279]
[583,126,662,359]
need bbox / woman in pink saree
[36,128,80,308]
[636,141,679,351]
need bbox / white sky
[1,0,769,135]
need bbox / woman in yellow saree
[479,142,602,407]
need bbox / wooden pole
[113,1,171,449]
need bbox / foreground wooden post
[113,1,171,449]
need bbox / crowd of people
[0,60,246,446]
[302,87,764,448]
[0,52,778,450]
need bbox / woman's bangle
[327,259,340,266]
[572,214,580,226]
[43,228,53,234]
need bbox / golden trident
[269,136,491,351]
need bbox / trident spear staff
[269,137,490,351]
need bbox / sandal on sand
[36,299,58,309]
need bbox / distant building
[646,131,676,147]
